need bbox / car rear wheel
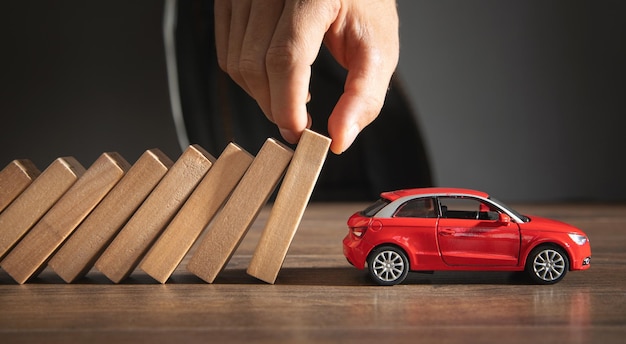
[526,245,569,284]
[367,246,409,286]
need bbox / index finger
[265,0,340,143]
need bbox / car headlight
[568,233,588,245]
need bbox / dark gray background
[397,0,626,202]
[1,1,624,202]
[0,1,180,167]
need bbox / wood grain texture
[95,145,214,283]
[48,149,173,283]
[0,157,85,261]
[0,159,41,213]
[247,130,331,283]
[140,143,253,283]
[1,203,624,344]
[187,138,293,283]
[1,153,128,284]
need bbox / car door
[373,197,440,268]
[436,196,520,266]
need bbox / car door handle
[439,228,455,236]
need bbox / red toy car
[343,188,591,285]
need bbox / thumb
[327,52,393,154]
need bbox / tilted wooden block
[0,159,41,214]
[95,145,214,283]
[187,138,293,283]
[48,149,173,283]
[140,143,253,283]
[247,129,331,284]
[1,153,128,284]
[0,157,85,261]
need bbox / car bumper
[342,234,374,270]
[570,243,592,271]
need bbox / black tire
[525,245,569,284]
[367,246,410,286]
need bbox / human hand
[214,0,399,154]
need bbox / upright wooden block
[187,138,293,283]
[0,159,41,214]
[95,145,214,283]
[247,130,331,284]
[48,149,173,283]
[140,143,253,283]
[0,157,85,261]
[1,153,128,284]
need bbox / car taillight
[351,226,368,238]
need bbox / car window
[439,196,499,220]
[394,197,437,218]
[361,198,390,217]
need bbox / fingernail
[279,128,299,144]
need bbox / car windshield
[488,197,530,222]
[361,198,391,217]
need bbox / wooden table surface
[1,203,625,343]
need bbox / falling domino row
[0,129,331,284]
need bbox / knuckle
[265,44,299,74]
[226,58,241,77]
[238,57,265,79]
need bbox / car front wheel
[367,246,409,286]
[526,245,569,284]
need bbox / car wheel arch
[522,241,572,271]
[367,244,413,270]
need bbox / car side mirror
[499,213,511,224]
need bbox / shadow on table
[268,268,533,286]
[0,266,539,286]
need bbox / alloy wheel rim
[533,249,566,281]
[373,251,405,281]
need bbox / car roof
[380,187,490,201]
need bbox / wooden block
[48,149,173,283]
[247,129,331,284]
[95,145,214,283]
[187,138,293,283]
[140,143,253,283]
[0,159,41,214]
[0,157,85,261]
[1,153,128,284]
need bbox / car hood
[521,215,584,234]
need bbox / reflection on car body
[342,187,591,285]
